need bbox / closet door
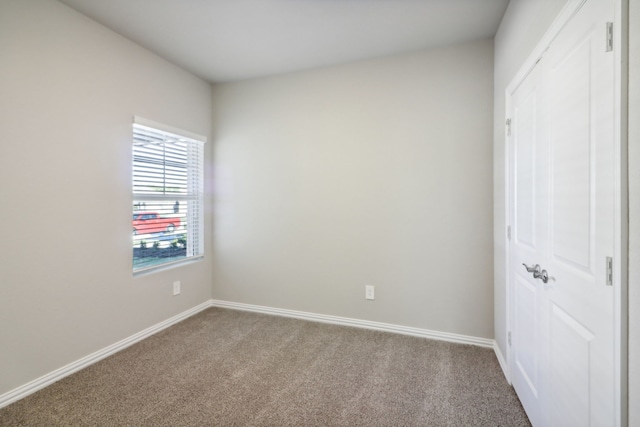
[544,0,615,424]
[509,58,549,427]
[508,0,616,425]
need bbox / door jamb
[613,0,629,425]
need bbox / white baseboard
[210,299,495,348]
[0,300,212,409]
[493,341,510,384]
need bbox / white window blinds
[132,118,205,273]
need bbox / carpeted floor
[0,308,530,426]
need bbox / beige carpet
[0,308,530,426]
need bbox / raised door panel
[514,275,539,393]
[549,28,595,276]
[549,303,594,427]
[515,92,538,250]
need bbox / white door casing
[507,0,618,425]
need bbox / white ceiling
[58,0,509,83]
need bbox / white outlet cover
[365,285,374,300]
[173,281,181,295]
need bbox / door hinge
[508,331,512,346]
[507,225,511,240]
[506,118,512,136]
[606,22,613,52]
[606,257,613,286]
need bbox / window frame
[132,116,206,275]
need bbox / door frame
[502,0,628,425]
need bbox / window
[132,117,205,273]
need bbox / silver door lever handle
[534,269,554,284]
[522,263,541,274]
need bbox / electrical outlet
[365,285,375,300]
[173,281,181,296]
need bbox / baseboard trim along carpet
[0,300,212,409]
[1,298,504,409]
[210,299,494,348]
[493,341,510,384]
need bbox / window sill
[133,255,204,277]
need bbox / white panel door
[509,61,549,427]
[508,0,616,425]
[545,0,615,424]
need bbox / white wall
[0,0,213,396]
[629,0,639,423]
[211,40,495,339]
[492,0,570,364]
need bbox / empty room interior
[0,0,638,425]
